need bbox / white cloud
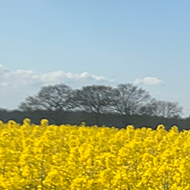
[0,65,114,109]
[133,77,162,86]
[0,65,112,88]
[0,65,163,110]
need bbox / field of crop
[0,119,189,190]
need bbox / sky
[0,1,190,117]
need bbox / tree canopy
[19,83,183,124]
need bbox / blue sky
[0,1,190,116]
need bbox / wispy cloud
[0,65,164,109]
[133,77,162,86]
[0,64,114,109]
[0,64,117,109]
[0,64,112,89]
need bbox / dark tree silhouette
[19,84,73,124]
[19,84,73,111]
[111,83,151,125]
[17,83,184,126]
[71,85,115,125]
[140,99,183,118]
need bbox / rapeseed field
[0,119,188,190]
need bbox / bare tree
[19,84,73,112]
[140,99,183,118]
[111,83,151,125]
[18,84,73,124]
[71,85,115,125]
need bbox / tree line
[17,83,183,126]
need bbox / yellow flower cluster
[0,119,189,189]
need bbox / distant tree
[111,83,151,125]
[19,84,73,111]
[140,99,183,118]
[18,83,184,126]
[18,84,73,123]
[71,85,115,125]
